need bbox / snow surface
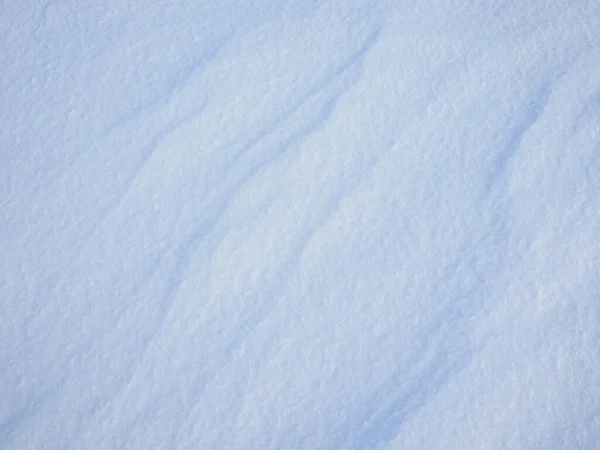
[2,1,600,448]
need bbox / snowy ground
[1,1,599,448]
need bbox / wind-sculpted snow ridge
[1,1,599,449]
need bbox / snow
[1,1,599,448]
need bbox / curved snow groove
[21,39,231,450]
[314,48,568,450]
[350,70,577,450]
[161,24,381,366]
[97,100,209,224]
[29,100,209,337]
[26,37,230,293]
[67,25,384,446]
[484,80,555,193]
[322,223,508,449]
[4,1,600,448]
[347,337,472,450]
[35,20,231,194]
[218,151,379,354]
[151,24,383,303]
[103,35,232,135]
[149,28,385,448]
[216,25,381,188]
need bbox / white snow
[1,1,599,448]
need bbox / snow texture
[1,1,599,448]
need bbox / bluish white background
[1,1,599,448]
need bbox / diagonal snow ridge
[2,1,600,449]
[484,79,555,193]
